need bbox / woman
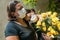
[26,9,52,40]
[5,1,38,40]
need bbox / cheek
[27,14,31,17]
[31,13,34,15]
[16,5,21,10]
[15,13,19,16]
[16,7,20,10]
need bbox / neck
[16,18,27,27]
[16,18,23,22]
[24,17,27,21]
[24,16,29,22]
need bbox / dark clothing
[23,19,44,40]
[31,23,45,40]
[5,21,37,40]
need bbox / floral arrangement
[35,11,60,38]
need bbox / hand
[42,33,52,40]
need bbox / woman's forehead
[16,3,22,6]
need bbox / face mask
[30,14,38,23]
[18,8,26,18]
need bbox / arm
[6,36,19,40]
[42,33,52,40]
[5,23,20,40]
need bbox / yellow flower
[46,11,52,16]
[57,22,60,30]
[50,28,59,35]
[52,17,59,22]
[41,13,47,18]
[53,31,59,35]
[50,15,54,19]
[42,27,46,31]
[42,22,46,27]
[36,20,41,26]
[36,25,40,28]
[52,17,59,25]
[47,32,53,36]
[41,13,48,20]
[47,32,54,38]
[50,29,56,35]
[48,26,53,31]
[53,12,57,17]
[50,12,57,18]
[52,22,57,26]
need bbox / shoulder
[6,21,16,28]
[5,21,22,32]
[5,21,18,32]
[5,21,18,37]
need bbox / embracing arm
[42,33,52,40]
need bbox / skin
[42,33,52,40]
[31,10,35,15]
[6,36,19,40]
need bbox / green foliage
[22,0,37,9]
[48,0,60,13]
[47,0,57,12]
[48,0,60,18]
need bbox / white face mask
[18,8,26,19]
[30,14,38,23]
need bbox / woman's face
[26,12,35,21]
[24,13,31,21]
[31,10,35,15]
[14,3,23,17]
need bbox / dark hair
[7,1,20,21]
[31,9,35,12]
[26,9,31,14]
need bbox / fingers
[42,33,52,40]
